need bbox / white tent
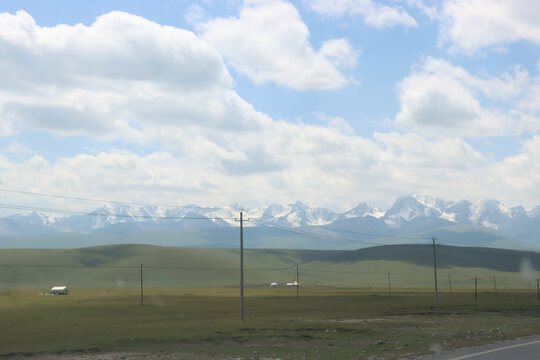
[50,286,69,295]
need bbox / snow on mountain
[8,211,58,225]
[340,203,384,219]
[251,201,337,227]
[1,196,540,246]
[468,199,513,230]
[383,195,443,228]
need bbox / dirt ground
[6,353,205,360]
[5,353,284,360]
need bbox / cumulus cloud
[440,0,540,52]
[485,135,540,204]
[1,9,539,212]
[0,131,490,212]
[315,112,355,134]
[307,0,417,28]
[518,60,540,113]
[3,130,540,211]
[0,10,272,146]
[197,0,357,90]
[395,57,540,138]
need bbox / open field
[1,244,539,289]
[1,287,539,359]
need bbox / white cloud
[395,57,540,137]
[308,0,417,28]
[315,112,355,134]
[518,60,540,113]
[4,131,540,211]
[404,0,438,21]
[5,140,33,158]
[184,4,209,24]
[320,38,359,69]
[0,10,267,144]
[0,131,487,212]
[486,135,540,204]
[1,10,539,212]
[440,0,540,52]
[197,0,357,90]
[0,11,231,89]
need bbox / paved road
[411,336,540,360]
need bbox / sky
[0,0,539,214]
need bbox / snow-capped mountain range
[1,195,540,248]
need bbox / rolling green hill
[1,244,538,290]
[1,224,534,251]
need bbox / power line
[257,220,435,244]
[436,240,540,257]
[0,263,463,277]
[322,225,428,241]
[0,202,231,220]
[257,221,382,246]
[0,187,224,210]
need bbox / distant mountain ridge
[1,195,540,249]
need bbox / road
[411,336,540,360]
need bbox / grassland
[1,244,539,290]
[1,287,539,359]
[1,244,538,359]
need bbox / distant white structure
[50,286,69,295]
[286,281,299,286]
[270,282,278,287]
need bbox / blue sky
[0,0,539,213]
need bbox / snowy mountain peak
[341,203,384,219]
[386,196,441,222]
[2,196,540,247]
[469,199,513,230]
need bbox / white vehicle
[50,286,69,295]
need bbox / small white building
[269,282,278,287]
[286,281,299,286]
[50,286,69,295]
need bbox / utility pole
[387,272,391,296]
[140,263,143,306]
[474,276,478,302]
[432,237,439,311]
[296,266,299,301]
[235,211,249,321]
[448,273,452,294]
[493,275,497,294]
[537,279,539,300]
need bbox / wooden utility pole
[448,273,452,294]
[432,237,439,310]
[387,272,391,296]
[236,211,249,321]
[239,211,244,320]
[296,266,299,301]
[140,263,143,306]
[474,276,478,302]
[493,275,497,293]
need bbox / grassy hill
[0,244,538,290]
[1,223,534,250]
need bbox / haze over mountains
[1,195,539,250]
